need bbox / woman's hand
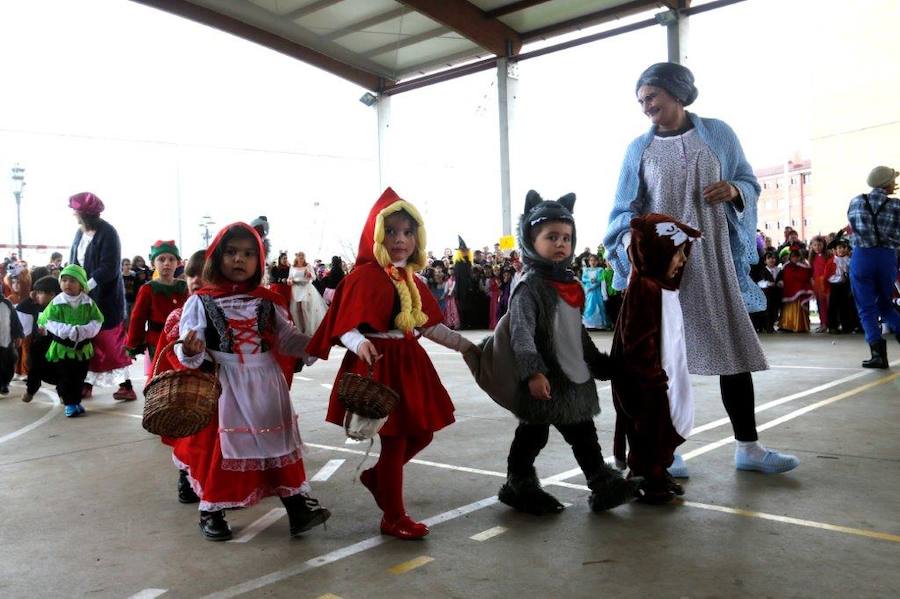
[181,330,206,357]
[702,181,738,204]
[358,340,382,366]
[528,373,551,401]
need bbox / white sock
[736,440,768,461]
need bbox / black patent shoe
[178,470,200,504]
[199,510,232,541]
[281,495,331,537]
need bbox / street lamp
[199,215,215,248]
[10,164,25,259]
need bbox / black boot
[586,463,637,512]
[498,467,564,515]
[862,339,888,369]
[281,494,331,537]
[177,470,200,504]
[199,510,232,541]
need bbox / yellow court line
[315,594,343,599]
[681,371,900,461]
[388,556,435,575]
[470,526,507,542]
[680,500,900,544]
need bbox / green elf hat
[60,264,89,290]
[150,240,181,263]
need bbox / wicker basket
[142,340,221,438]
[338,366,399,419]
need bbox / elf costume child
[37,265,103,417]
[126,240,188,375]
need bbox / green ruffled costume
[37,298,104,362]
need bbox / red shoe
[81,384,93,399]
[113,386,137,401]
[359,468,382,510]
[380,514,429,540]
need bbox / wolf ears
[524,190,576,214]
[524,189,543,213]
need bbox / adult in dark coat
[69,192,135,400]
[452,237,475,329]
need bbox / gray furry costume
[493,190,635,515]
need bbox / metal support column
[497,57,518,236]
[659,8,690,64]
[376,94,392,190]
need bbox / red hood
[356,187,428,271]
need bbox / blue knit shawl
[603,112,765,312]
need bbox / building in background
[756,159,821,241]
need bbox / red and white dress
[172,291,312,511]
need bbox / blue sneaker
[65,405,80,417]
[735,449,799,474]
[667,453,689,479]
[76,404,86,415]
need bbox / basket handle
[151,338,215,378]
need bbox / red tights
[375,432,434,520]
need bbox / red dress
[156,224,308,511]
[308,262,455,436]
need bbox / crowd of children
[749,227,862,335]
[4,175,896,543]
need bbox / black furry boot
[587,464,638,512]
[498,467,565,515]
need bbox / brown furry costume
[611,213,701,503]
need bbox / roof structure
[130,0,743,94]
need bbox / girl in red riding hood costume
[307,187,479,540]
[173,222,329,541]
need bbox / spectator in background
[846,166,900,368]
[68,192,136,401]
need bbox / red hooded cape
[156,222,296,386]
[306,187,442,358]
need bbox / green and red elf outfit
[37,265,104,409]
[126,241,188,375]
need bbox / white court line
[202,369,897,597]
[294,375,312,381]
[320,383,333,390]
[681,372,899,460]
[127,589,167,599]
[310,459,345,482]
[690,359,899,436]
[469,526,507,542]
[228,509,287,544]
[0,389,61,445]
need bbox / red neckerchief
[548,280,585,309]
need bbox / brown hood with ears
[628,213,701,289]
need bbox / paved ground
[1,331,898,599]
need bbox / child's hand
[528,373,551,401]
[358,340,382,366]
[181,330,206,357]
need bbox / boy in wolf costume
[481,191,634,514]
[611,213,701,503]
